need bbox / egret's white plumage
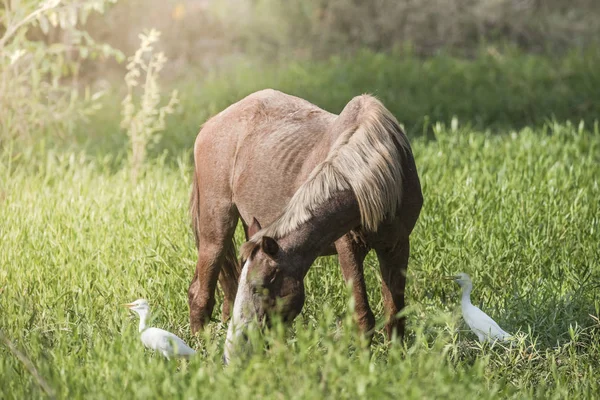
[449,273,511,343]
[123,299,196,359]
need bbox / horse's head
[223,218,306,364]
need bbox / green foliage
[75,47,600,161]
[192,47,600,134]
[0,0,123,143]
[1,122,599,398]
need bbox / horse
[187,89,422,360]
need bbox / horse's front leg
[335,234,375,337]
[374,237,410,340]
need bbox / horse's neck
[278,189,361,277]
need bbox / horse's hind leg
[335,234,375,337]
[188,206,238,334]
[218,244,240,323]
[374,238,410,340]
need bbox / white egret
[123,299,196,359]
[447,273,511,343]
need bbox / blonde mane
[241,95,410,259]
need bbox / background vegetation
[1,0,599,398]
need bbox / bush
[173,46,600,139]
[44,0,600,81]
[120,29,178,183]
[219,0,600,61]
[74,46,600,161]
[0,0,123,144]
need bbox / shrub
[120,29,178,183]
[0,0,124,144]
[175,46,600,136]
[218,0,600,62]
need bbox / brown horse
[188,89,422,360]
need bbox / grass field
[1,115,599,398]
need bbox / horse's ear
[261,236,279,258]
[248,217,262,237]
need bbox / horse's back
[194,89,332,165]
[194,89,337,227]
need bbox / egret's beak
[443,276,457,281]
[121,303,135,309]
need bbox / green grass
[1,120,600,398]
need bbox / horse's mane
[241,94,410,260]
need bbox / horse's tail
[190,167,201,249]
[221,240,240,291]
